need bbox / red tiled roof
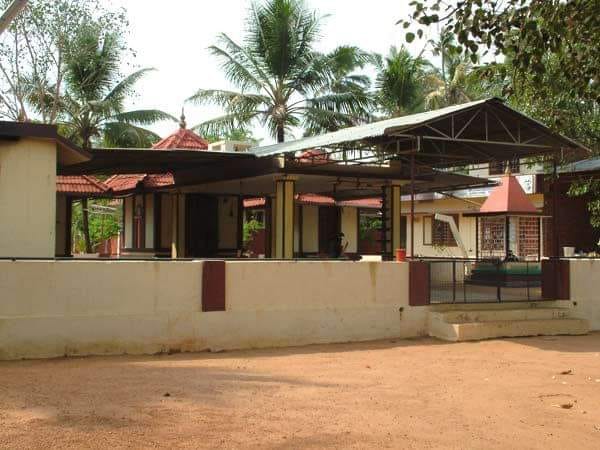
[104,173,176,193]
[145,173,175,188]
[244,197,266,208]
[152,128,209,150]
[297,148,330,164]
[339,198,382,209]
[56,176,110,195]
[479,174,538,215]
[243,195,381,209]
[297,193,335,206]
[105,174,146,192]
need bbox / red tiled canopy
[107,114,210,193]
[56,175,110,196]
[152,128,209,150]
[478,173,539,215]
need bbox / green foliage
[243,219,265,243]
[0,0,128,122]
[187,0,373,142]
[359,216,381,241]
[568,179,600,229]
[373,46,431,117]
[399,0,599,104]
[71,199,121,253]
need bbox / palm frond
[102,121,161,148]
[191,112,260,138]
[111,109,177,125]
[104,68,156,105]
[210,32,277,93]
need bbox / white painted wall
[569,259,600,331]
[0,260,426,360]
[0,138,56,257]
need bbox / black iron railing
[422,258,544,304]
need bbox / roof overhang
[59,148,257,175]
[0,121,91,166]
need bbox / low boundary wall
[0,260,427,360]
[569,259,600,331]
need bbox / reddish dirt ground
[1,334,600,449]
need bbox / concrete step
[429,318,589,342]
[431,307,571,324]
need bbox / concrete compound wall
[0,260,427,360]
[569,259,600,331]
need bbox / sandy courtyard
[1,334,600,449]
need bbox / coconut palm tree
[425,31,479,109]
[187,0,372,142]
[35,26,175,149]
[32,26,175,253]
[374,46,432,117]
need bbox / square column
[273,176,297,259]
[382,184,402,259]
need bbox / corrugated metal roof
[250,97,586,158]
[250,99,490,157]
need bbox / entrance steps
[428,302,589,342]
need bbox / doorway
[185,195,218,257]
[318,206,341,255]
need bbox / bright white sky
[108,0,441,145]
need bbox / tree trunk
[276,124,285,143]
[81,198,93,254]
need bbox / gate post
[409,260,430,306]
[542,259,570,300]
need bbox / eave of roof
[0,121,91,165]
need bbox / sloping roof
[250,98,588,166]
[478,173,539,215]
[105,173,176,193]
[56,175,110,196]
[152,128,209,150]
[252,99,489,157]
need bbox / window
[423,214,459,247]
[489,158,520,175]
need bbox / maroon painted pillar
[202,260,226,311]
[409,260,430,306]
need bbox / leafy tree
[0,0,127,122]
[398,0,599,103]
[187,0,372,142]
[45,26,175,149]
[373,46,431,117]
